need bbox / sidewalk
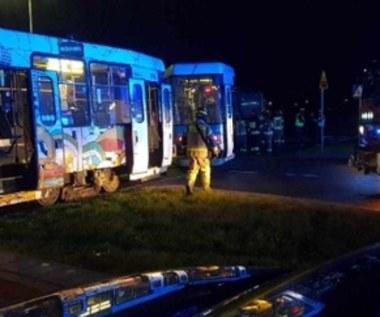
[0,250,110,307]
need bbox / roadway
[151,148,380,211]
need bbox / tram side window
[0,69,29,138]
[163,272,179,286]
[68,302,83,316]
[115,285,135,304]
[163,88,172,123]
[3,296,62,317]
[114,278,151,305]
[33,56,89,127]
[37,77,56,126]
[173,81,194,125]
[203,85,222,123]
[90,63,131,127]
[226,86,232,119]
[86,292,112,316]
[0,69,13,138]
[131,84,144,123]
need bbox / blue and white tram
[165,62,235,166]
[0,27,173,207]
[0,271,188,317]
[0,266,249,317]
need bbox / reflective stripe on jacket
[235,120,247,135]
[295,113,305,128]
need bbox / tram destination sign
[58,39,84,57]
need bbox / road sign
[319,70,328,90]
[353,84,363,99]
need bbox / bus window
[90,63,131,127]
[37,76,56,126]
[131,84,144,123]
[33,55,89,127]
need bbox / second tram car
[165,62,235,166]
[0,27,173,207]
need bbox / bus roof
[0,27,165,72]
[165,62,235,85]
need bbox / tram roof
[0,27,165,72]
[165,62,235,85]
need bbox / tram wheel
[102,170,120,193]
[37,188,61,206]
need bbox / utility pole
[28,0,33,33]
[319,70,328,152]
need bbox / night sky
[1,0,380,110]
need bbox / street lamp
[28,0,33,33]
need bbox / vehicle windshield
[172,77,223,124]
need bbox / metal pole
[358,95,362,146]
[320,88,324,152]
[28,0,33,33]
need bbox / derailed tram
[349,60,380,174]
[165,62,235,166]
[0,27,173,207]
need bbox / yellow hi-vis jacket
[295,113,305,128]
[186,119,217,157]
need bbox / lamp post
[28,0,33,33]
[319,70,328,152]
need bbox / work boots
[185,185,194,196]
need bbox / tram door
[224,85,234,158]
[0,69,35,193]
[129,79,149,174]
[31,70,65,188]
[161,84,173,167]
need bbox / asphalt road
[151,150,380,211]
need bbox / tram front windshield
[173,77,223,124]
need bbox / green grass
[1,187,380,276]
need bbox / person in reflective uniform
[261,110,274,153]
[273,109,285,145]
[247,111,261,153]
[185,109,219,195]
[295,107,306,146]
[234,112,247,153]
